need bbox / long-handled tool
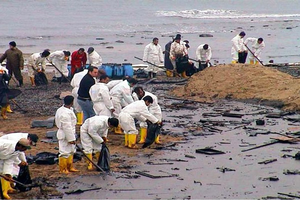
[244,43,264,66]
[134,56,163,68]
[75,144,106,174]
[0,174,41,189]
[46,59,70,83]
[10,99,28,113]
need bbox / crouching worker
[119,96,158,149]
[55,95,79,174]
[0,138,31,199]
[80,116,119,170]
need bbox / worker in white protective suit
[27,50,50,86]
[107,79,123,90]
[244,37,265,65]
[70,69,88,125]
[90,75,115,116]
[55,95,79,174]
[87,47,102,69]
[0,138,30,199]
[143,37,164,78]
[196,44,212,70]
[80,116,119,170]
[109,78,138,133]
[231,31,247,64]
[48,50,70,81]
[132,87,162,144]
[119,96,159,149]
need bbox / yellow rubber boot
[1,177,15,199]
[1,107,8,120]
[138,128,147,144]
[59,157,69,174]
[124,134,129,147]
[166,70,172,77]
[67,155,79,172]
[249,60,254,65]
[86,153,94,170]
[114,124,123,134]
[128,134,138,149]
[181,71,188,78]
[231,60,237,64]
[255,61,259,65]
[94,152,100,161]
[155,135,162,144]
[6,105,13,113]
[76,112,83,125]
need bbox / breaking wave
[156,9,300,19]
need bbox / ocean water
[0,0,299,64]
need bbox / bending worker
[55,95,79,174]
[196,44,212,70]
[0,138,31,199]
[132,87,162,144]
[71,48,87,76]
[244,37,265,65]
[48,50,70,82]
[80,116,119,170]
[27,49,50,86]
[231,31,247,64]
[87,47,102,69]
[90,75,115,116]
[143,37,164,78]
[119,96,159,149]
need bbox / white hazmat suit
[196,44,212,63]
[244,37,265,62]
[49,51,69,78]
[231,34,246,62]
[70,69,88,112]
[143,42,164,73]
[80,116,109,154]
[55,106,77,158]
[107,80,123,90]
[0,139,21,176]
[89,82,114,116]
[27,53,47,78]
[88,50,102,68]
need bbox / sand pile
[173,64,300,110]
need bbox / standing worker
[244,37,265,65]
[27,49,51,86]
[0,41,24,87]
[80,116,118,170]
[0,138,31,199]
[48,50,71,82]
[77,66,98,122]
[196,44,212,70]
[71,48,87,76]
[164,39,174,77]
[119,96,159,149]
[143,38,164,78]
[55,95,79,174]
[133,87,162,144]
[90,75,115,116]
[87,47,102,69]
[231,31,247,64]
[0,69,10,120]
[169,34,188,78]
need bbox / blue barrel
[101,63,114,78]
[113,64,124,78]
[122,63,133,77]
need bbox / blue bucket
[101,63,114,78]
[113,64,124,78]
[122,63,133,77]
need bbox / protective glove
[102,137,107,143]
[3,174,13,182]
[18,161,28,166]
[68,141,76,145]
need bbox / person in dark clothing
[77,66,98,122]
[0,69,11,119]
[164,40,174,77]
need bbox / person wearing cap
[196,44,212,70]
[244,37,265,65]
[231,31,247,64]
[80,116,118,170]
[0,138,31,199]
[55,95,79,174]
[90,75,115,117]
[169,34,188,78]
[71,48,87,76]
[0,41,24,87]
[87,47,102,70]
[143,38,164,78]
[27,50,51,86]
[48,50,70,82]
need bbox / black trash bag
[34,72,48,86]
[14,165,32,192]
[142,123,161,148]
[238,52,248,63]
[97,143,110,172]
[176,56,189,73]
[186,62,198,76]
[198,61,208,72]
[135,68,148,78]
[34,152,58,165]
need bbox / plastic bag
[15,165,32,192]
[97,143,110,172]
[34,72,48,86]
[142,123,160,148]
[34,152,58,165]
